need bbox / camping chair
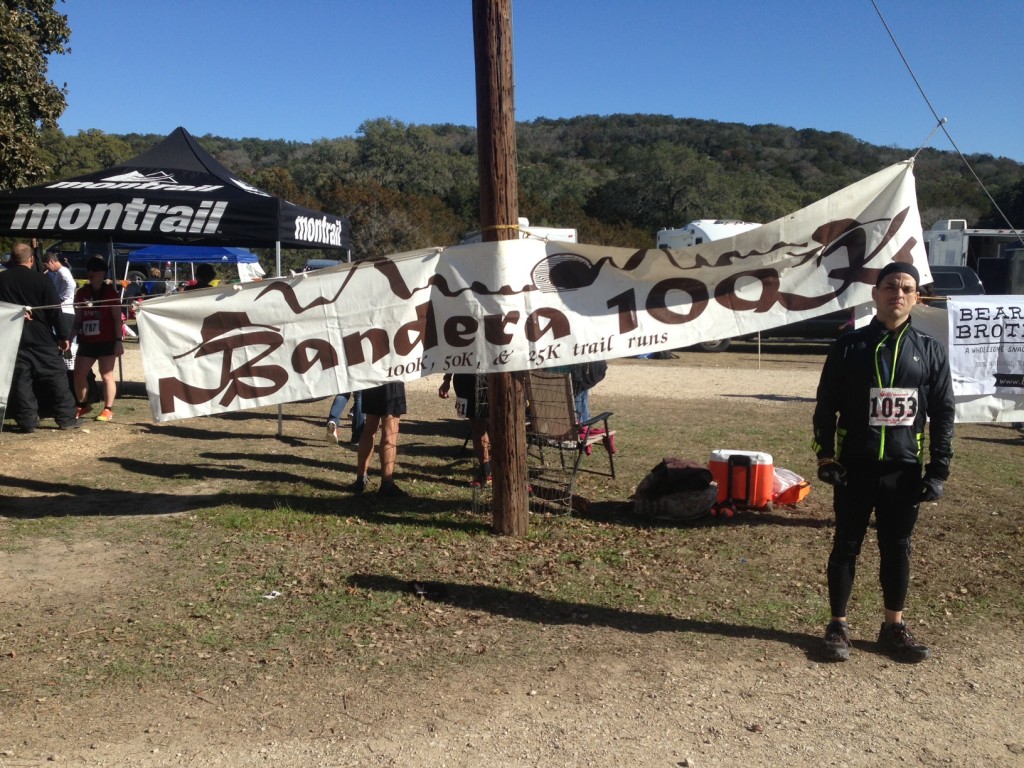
[524,370,616,513]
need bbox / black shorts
[361,382,407,417]
[77,340,117,358]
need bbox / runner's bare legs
[378,414,400,484]
[356,414,382,479]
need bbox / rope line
[14,297,128,314]
[479,224,520,232]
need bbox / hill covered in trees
[32,114,1024,265]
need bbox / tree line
[16,114,1024,270]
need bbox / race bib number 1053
[869,387,918,426]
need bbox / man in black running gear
[813,261,954,662]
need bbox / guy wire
[871,0,1023,244]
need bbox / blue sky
[48,0,1024,162]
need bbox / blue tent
[127,245,259,264]
[124,244,265,288]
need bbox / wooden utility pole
[473,0,529,535]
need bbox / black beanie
[85,256,108,273]
[876,261,920,287]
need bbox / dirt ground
[2,345,1023,767]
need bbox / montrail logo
[230,177,271,197]
[294,215,344,246]
[105,171,177,184]
[46,169,223,193]
[10,197,228,235]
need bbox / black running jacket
[812,316,954,480]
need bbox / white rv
[656,219,761,249]
[923,219,1024,294]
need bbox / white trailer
[656,219,761,249]
[924,219,1024,294]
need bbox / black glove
[817,459,847,487]
[921,476,945,502]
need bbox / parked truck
[44,240,153,282]
[923,219,1024,294]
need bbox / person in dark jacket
[438,373,490,485]
[0,243,79,432]
[812,261,954,663]
[144,267,168,296]
[184,263,217,291]
[569,360,608,423]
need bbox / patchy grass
[2,349,1023,703]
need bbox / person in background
[43,252,76,313]
[72,257,123,422]
[568,360,608,425]
[144,267,167,296]
[0,243,79,432]
[29,238,46,274]
[121,276,145,315]
[184,263,217,291]
[326,391,365,445]
[351,382,407,497]
[43,251,78,380]
[439,373,491,485]
[812,262,954,663]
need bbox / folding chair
[524,370,616,513]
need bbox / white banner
[0,163,926,422]
[129,162,927,422]
[0,302,27,418]
[946,296,1024,395]
[913,301,1024,423]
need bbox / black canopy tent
[0,127,352,435]
[0,127,351,261]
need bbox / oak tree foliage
[15,112,1024,263]
[0,0,70,188]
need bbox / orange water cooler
[708,449,774,511]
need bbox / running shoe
[877,622,930,662]
[95,408,114,422]
[470,462,493,487]
[377,481,409,498]
[75,404,92,418]
[822,619,851,661]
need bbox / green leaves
[0,0,71,187]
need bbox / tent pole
[276,241,284,437]
[108,237,125,385]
